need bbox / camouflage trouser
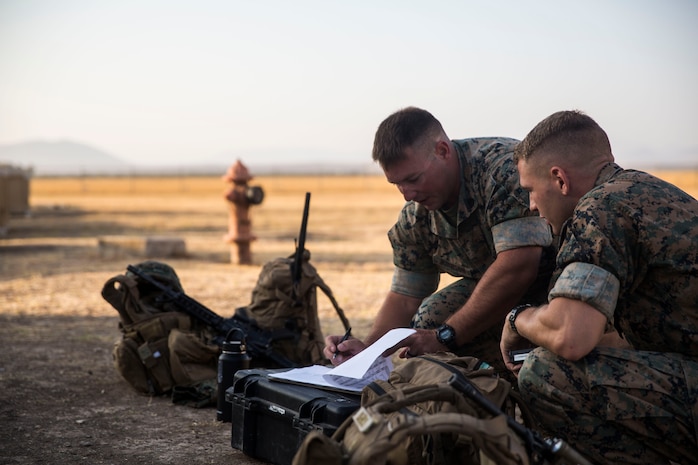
[519,346,698,465]
[409,277,510,380]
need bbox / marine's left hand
[500,318,534,376]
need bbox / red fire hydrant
[222,160,264,264]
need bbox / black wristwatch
[508,304,533,334]
[435,323,458,350]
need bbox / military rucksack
[102,261,219,398]
[293,353,534,465]
[235,249,351,368]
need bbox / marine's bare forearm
[446,247,542,345]
[365,291,422,345]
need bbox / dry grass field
[1,170,696,464]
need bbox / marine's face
[517,158,571,235]
[383,142,455,211]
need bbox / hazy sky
[1,0,696,168]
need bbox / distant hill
[0,140,131,176]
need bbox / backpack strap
[366,383,471,414]
[102,274,144,326]
[102,274,134,311]
[313,274,351,332]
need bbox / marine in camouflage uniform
[506,110,698,465]
[389,137,553,372]
[325,107,554,379]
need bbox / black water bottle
[216,328,251,422]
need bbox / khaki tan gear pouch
[112,312,190,395]
[168,328,219,387]
[112,335,174,394]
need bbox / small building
[0,164,32,236]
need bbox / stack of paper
[268,328,415,393]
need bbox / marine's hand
[500,318,532,376]
[324,334,366,366]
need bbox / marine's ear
[550,166,570,195]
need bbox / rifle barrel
[296,192,311,261]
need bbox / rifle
[447,373,593,465]
[126,264,298,368]
[290,192,311,304]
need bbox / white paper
[268,327,415,393]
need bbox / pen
[332,327,352,359]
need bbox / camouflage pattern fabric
[549,163,698,355]
[522,163,698,464]
[520,346,698,465]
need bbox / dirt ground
[0,176,401,465]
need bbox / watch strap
[508,304,533,335]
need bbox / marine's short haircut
[514,110,612,165]
[372,107,444,169]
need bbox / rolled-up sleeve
[390,267,440,299]
[491,217,552,254]
[548,262,620,320]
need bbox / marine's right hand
[323,334,367,366]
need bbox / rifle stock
[447,373,592,465]
[126,264,297,368]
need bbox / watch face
[438,325,455,344]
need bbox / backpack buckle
[352,407,380,433]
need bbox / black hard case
[227,368,360,465]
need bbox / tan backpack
[295,387,529,465]
[102,261,219,397]
[235,249,351,367]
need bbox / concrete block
[145,236,187,258]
